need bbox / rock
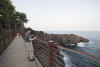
[37,34,89,45]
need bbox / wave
[77,42,85,47]
[60,50,77,67]
[88,41,94,44]
[70,44,75,46]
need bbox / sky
[11,0,100,31]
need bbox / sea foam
[77,42,85,47]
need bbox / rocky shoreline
[37,34,89,46]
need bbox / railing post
[48,40,54,67]
[2,36,6,51]
[8,34,11,43]
[32,40,35,55]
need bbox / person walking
[16,32,20,38]
[25,29,37,61]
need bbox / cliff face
[38,34,89,45]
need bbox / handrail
[0,32,16,55]
[36,39,48,44]
[35,38,100,61]
[55,44,100,60]
[33,38,65,67]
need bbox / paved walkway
[0,36,39,67]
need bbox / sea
[46,31,100,67]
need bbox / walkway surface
[0,36,39,67]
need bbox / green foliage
[0,0,28,34]
[26,28,44,35]
[15,12,28,23]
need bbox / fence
[21,33,100,67]
[32,39,65,67]
[32,38,100,67]
[0,32,16,55]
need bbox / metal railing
[32,39,65,67]
[0,32,16,55]
[32,38,100,67]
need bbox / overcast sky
[11,0,100,31]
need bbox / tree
[15,12,28,23]
[0,0,15,33]
[0,0,28,35]
[26,28,44,35]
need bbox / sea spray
[88,41,94,44]
[60,50,77,67]
[77,42,85,47]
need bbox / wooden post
[48,40,54,67]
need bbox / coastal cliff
[37,34,89,45]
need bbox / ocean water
[46,31,100,67]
